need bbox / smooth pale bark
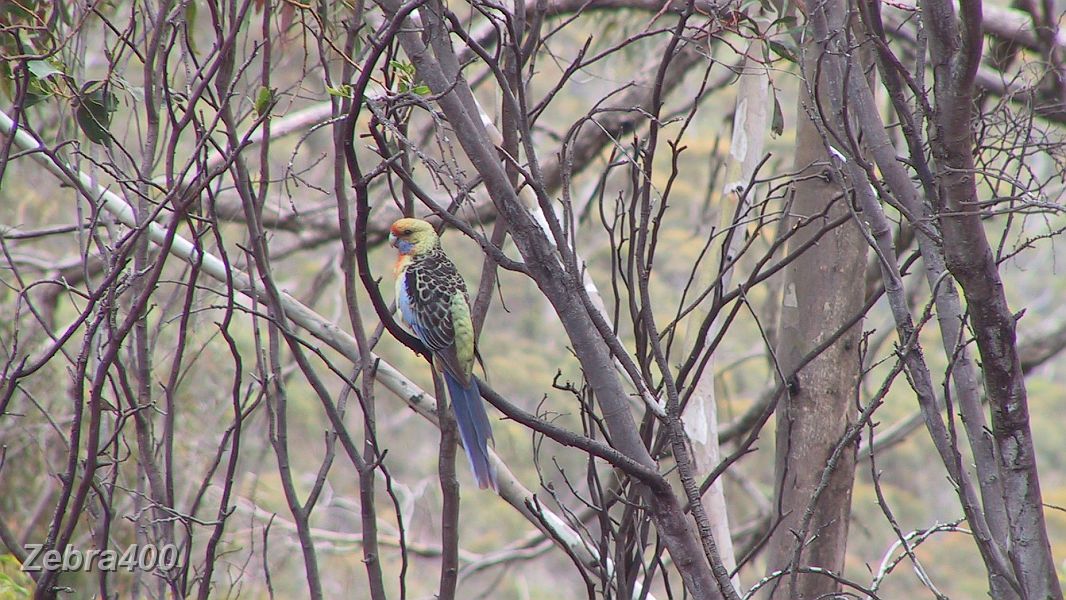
[762,51,867,598]
[681,47,770,588]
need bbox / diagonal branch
[0,104,660,583]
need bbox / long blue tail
[443,373,498,491]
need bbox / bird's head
[388,218,438,255]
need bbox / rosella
[389,218,498,490]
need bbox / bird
[388,217,498,491]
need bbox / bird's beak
[388,232,397,247]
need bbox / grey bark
[762,42,867,599]
[809,0,1018,594]
[922,0,1063,595]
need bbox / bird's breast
[393,253,412,278]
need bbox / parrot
[388,217,499,491]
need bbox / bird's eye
[403,229,411,235]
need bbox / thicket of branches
[1,0,1065,599]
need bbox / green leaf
[388,59,418,92]
[412,84,431,96]
[768,40,798,64]
[23,82,51,108]
[771,15,798,28]
[10,59,66,107]
[184,1,198,54]
[326,84,353,98]
[771,91,784,137]
[388,60,415,77]
[76,79,118,145]
[26,59,63,80]
[350,35,362,61]
[254,86,275,116]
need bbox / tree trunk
[762,49,867,598]
[922,0,1064,595]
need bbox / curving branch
[0,105,654,594]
